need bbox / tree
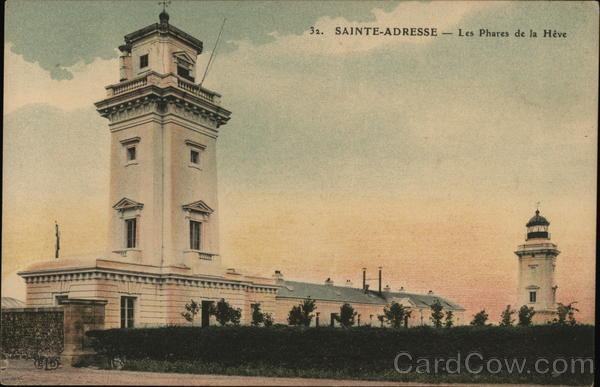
[554,302,579,325]
[251,303,265,326]
[383,302,409,328]
[263,312,274,327]
[210,298,242,326]
[444,310,454,328]
[287,298,317,326]
[181,299,200,323]
[500,305,516,326]
[336,303,357,328]
[429,299,444,328]
[377,314,385,328]
[470,310,489,326]
[518,305,536,326]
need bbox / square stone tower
[95,11,231,276]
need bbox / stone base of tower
[18,257,279,329]
[531,309,557,324]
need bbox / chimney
[428,290,434,295]
[273,270,284,284]
[362,268,366,291]
[345,279,353,287]
[384,284,391,292]
[324,277,334,286]
[378,266,382,294]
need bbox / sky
[3,0,598,323]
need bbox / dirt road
[0,360,569,386]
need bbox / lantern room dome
[526,210,550,227]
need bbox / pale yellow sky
[3,1,597,323]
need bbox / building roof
[526,210,550,227]
[123,18,203,54]
[1,297,26,309]
[276,280,464,311]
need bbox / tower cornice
[95,72,231,127]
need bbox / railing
[177,78,217,103]
[199,252,218,261]
[106,72,221,104]
[111,77,148,95]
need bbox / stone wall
[0,306,64,358]
[1,299,107,366]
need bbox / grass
[113,358,594,385]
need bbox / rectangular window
[190,220,201,250]
[190,150,199,164]
[177,65,194,82]
[125,218,137,248]
[140,54,148,68]
[529,291,537,303]
[55,295,68,305]
[120,296,135,328]
[127,146,136,161]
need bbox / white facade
[514,210,560,323]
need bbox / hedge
[86,325,594,383]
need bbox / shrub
[554,302,579,325]
[444,310,454,328]
[287,299,316,327]
[430,299,444,328]
[470,310,489,326]
[181,299,200,323]
[500,305,515,326]
[383,302,411,328]
[518,305,535,326]
[211,299,241,326]
[86,324,594,384]
[251,304,264,326]
[336,303,357,328]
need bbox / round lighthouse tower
[514,209,560,323]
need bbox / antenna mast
[200,18,227,87]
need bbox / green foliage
[210,298,241,326]
[181,299,200,323]
[287,298,316,327]
[518,305,536,326]
[251,304,264,326]
[470,310,489,326]
[499,305,515,326]
[263,313,274,327]
[554,301,579,325]
[383,302,411,328]
[444,310,454,328]
[429,299,444,328]
[335,303,357,328]
[87,325,594,384]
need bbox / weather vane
[158,0,171,12]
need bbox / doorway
[201,301,213,327]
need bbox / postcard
[2,1,597,385]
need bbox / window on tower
[190,150,200,164]
[125,218,137,248]
[140,54,149,68]
[529,291,537,303]
[190,220,202,251]
[177,65,194,82]
[127,146,136,161]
